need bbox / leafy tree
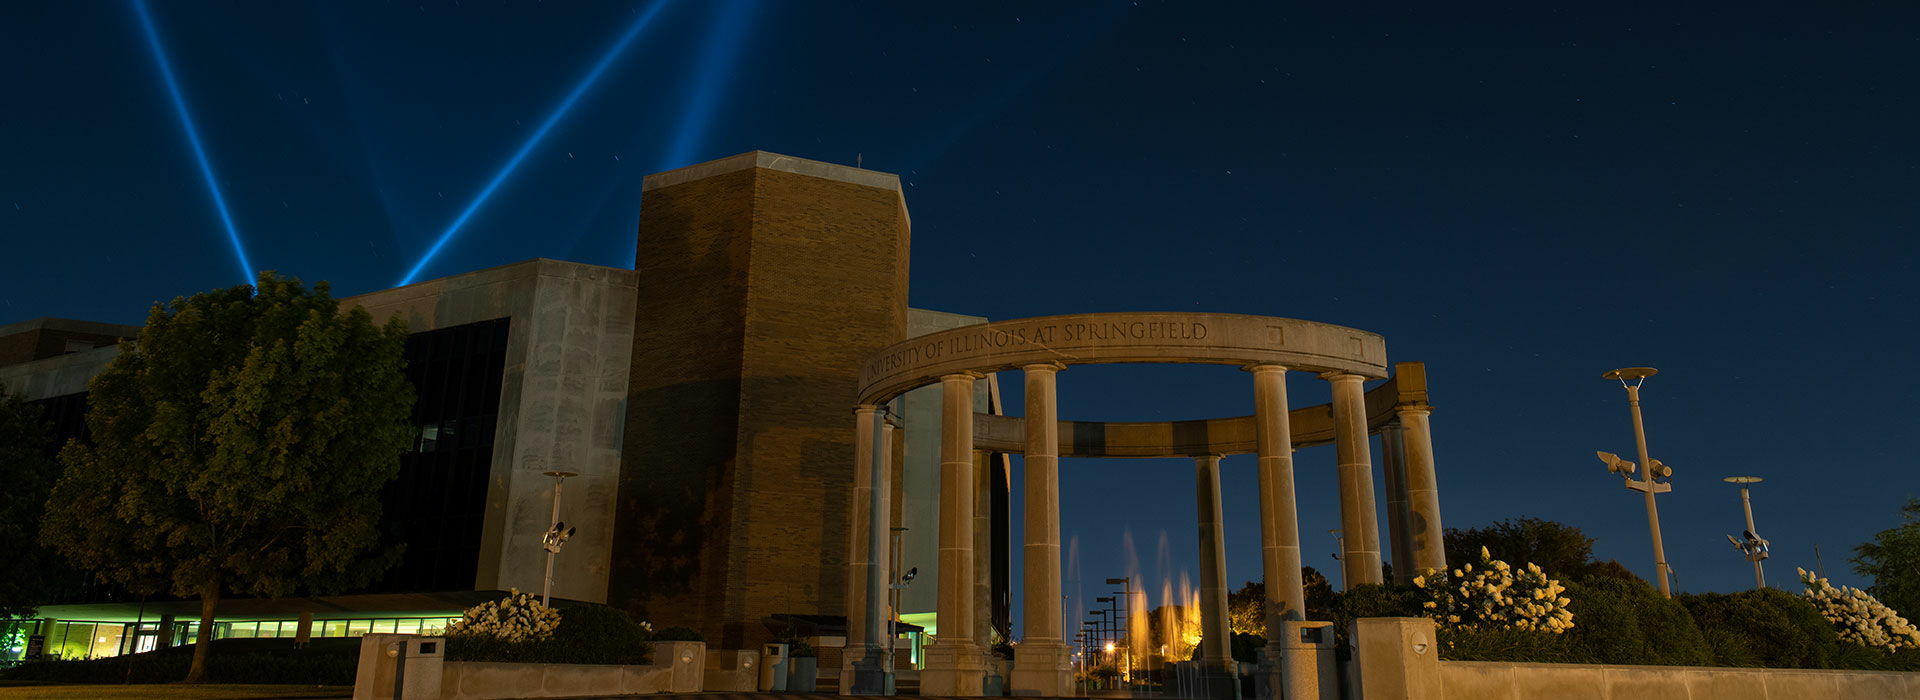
[1226,568,1335,637]
[1853,496,1920,619]
[1444,517,1611,580]
[0,385,78,621]
[40,274,413,682]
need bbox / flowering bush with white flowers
[1414,546,1574,634]
[1799,568,1920,652]
[445,588,562,643]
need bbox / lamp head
[1597,451,1636,476]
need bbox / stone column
[1247,365,1304,625]
[846,404,882,686]
[1194,455,1238,699]
[973,448,993,655]
[1324,372,1383,587]
[924,374,986,696]
[1398,406,1446,575]
[1012,363,1071,697]
[1380,423,1414,585]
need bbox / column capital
[1242,362,1289,374]
[853,404,879,416]
[1395,403,1434,418]
[1021,361,1067,373]
[1318,370,1366,384]
[941,371,986,382]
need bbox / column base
[921,642,988,697]
[848,653,893,696]
[1192,654,1239,700]
[1257,621,1337,700]
[1008,641,1072,697]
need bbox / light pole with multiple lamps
[1723,476,1770,589]
[539,471,579,607]
[1595,367,1675,597]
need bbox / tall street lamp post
[540,471,579,607]
[1723,476,1770,589]
[1596,367,1674,598]
[1105,577,1131,686]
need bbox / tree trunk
[185,577,221,683]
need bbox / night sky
[5,1,1918,628]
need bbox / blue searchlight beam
[661,0,755,170]
[133,0,254,285]
[398,0,675,286]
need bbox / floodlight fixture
[1598,366,1673,597]
[540,471,579,606]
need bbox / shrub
[1798,568,1920,652]
[445,589,561,643]
[1414,547,1573,635]
[1682,588,1836,669]
[1560,576,1709,666]
[447,603,653,665]
[1440,627,1577,663]
[0,638,358,684]
[651,625,705,642]
[1230,632,1265,663]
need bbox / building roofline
[0,316,143,340]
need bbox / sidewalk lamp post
[1105,577,1132,686]
[540,471,579,607]
[1596,367,1674,598]
[1723,476,1770,588]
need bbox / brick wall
[612,157,910,649]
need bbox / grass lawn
[0,682,350,699]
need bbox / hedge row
[1390,576,1920,671]
[0,638,359,685]
[445,603,653,665]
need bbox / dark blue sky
[4,1,1917,625]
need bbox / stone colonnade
[848,312,1429,698]
[853,365,1445,697]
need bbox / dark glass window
[26,392,89,456]
[372,317,510,593]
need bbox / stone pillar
[1398,406,1446,575]
[1012,364,1071,697]
[846,404,882,686]
[1247,366,1304,625]
[924,374,986,696]
[1324,372,1383,587]
[972,448,993,654]
[1193,455,1237,700]
[1350,617,1441,700]
[1250,364,1318,700]
[1380,423,1414,585]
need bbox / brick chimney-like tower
[611,152,911,648]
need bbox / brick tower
[610,152,912,647]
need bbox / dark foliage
[1680,588,1836,669]
[1559,576,1709,666]
[1853,497,1920,621]
[446,604,653,665]
[1443,517,1596,580]
[0,638,357,685]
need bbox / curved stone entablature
[970,371,1421,457]
[857,312,1388,404]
